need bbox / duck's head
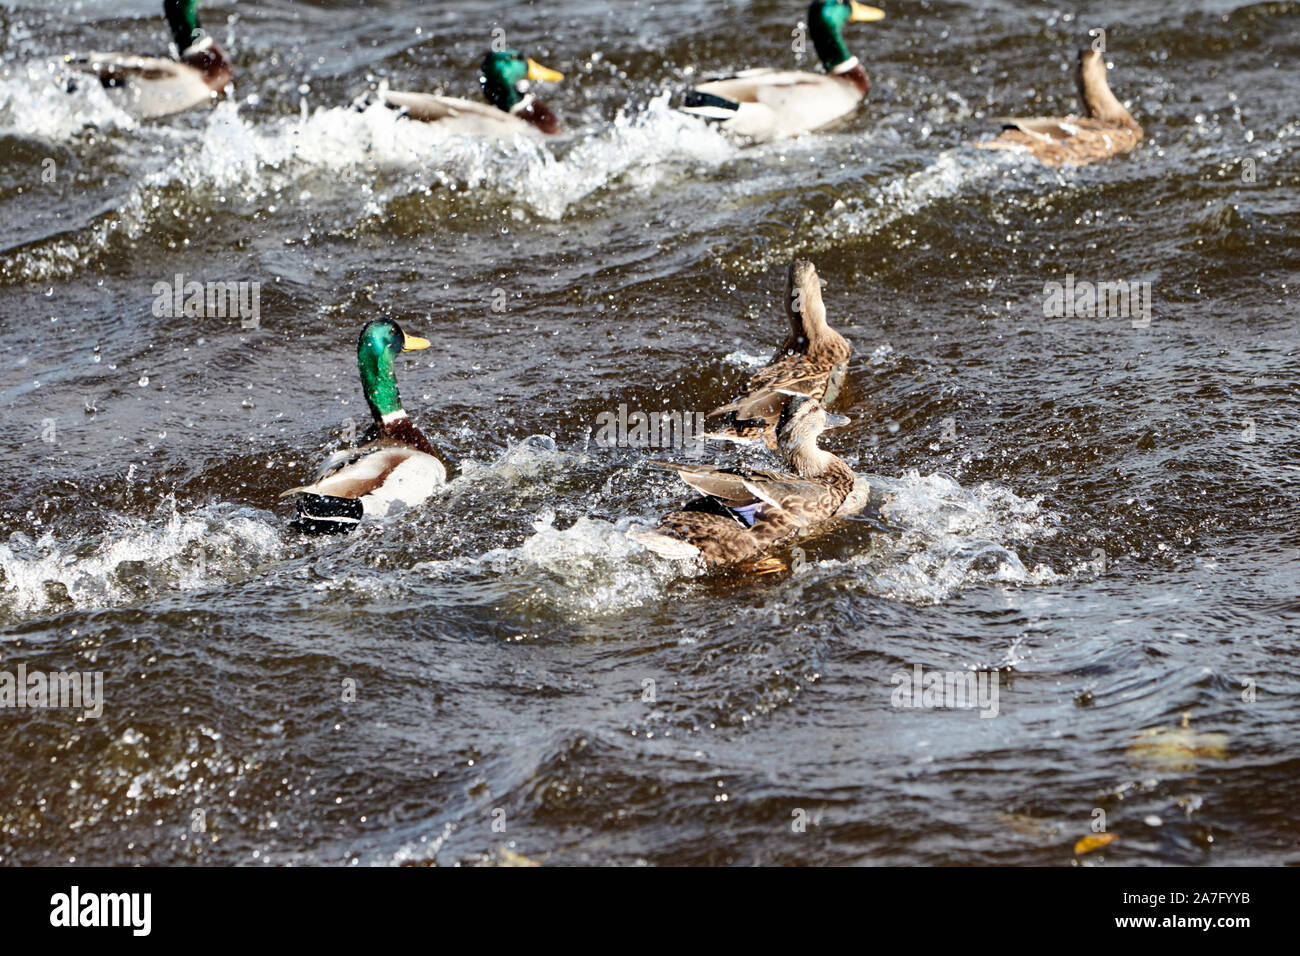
[807,0,885,72]
[357,318,430,423]
[786,259,830,342]
[1075,48,1139,130]
[775,393,850,456]
[164,0,206,55]
[479,50,564,113]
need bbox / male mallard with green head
[63,0,232,120]
[973,49,1143,166]
[680,0,885,142]
[281,319,449,534]
[634,394,856,569]
[704,260,852,448]
[383,49,565,137]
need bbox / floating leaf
[1074,832,1118,855]
[1127,714,1229,771]
[497,846,541,867]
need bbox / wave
[0,83,736,281]
[837,469,1063,605]
[0,498,286,624]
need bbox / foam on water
[721,349,769,369]
[4,77,736,212]
[191,91,735,218]
[408,511,693,618]
[424,443,1065,613]
[1,89,737,280]
[484,513,691,615]
[412,436,696,617]
[840,469,1062,605]
[0,59,142,140]
[451,434,583,494]
[816,148,1050,242]
[0,499,285,622]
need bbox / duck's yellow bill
[527,59,564,83]
[402,332,431,351]
[850,2,886,22]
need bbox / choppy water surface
[0,0,1297,865]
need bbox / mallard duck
[972,49,1143,166]
[634,394,856,569]
[679,1,885,142]
[62,0,232,120]
[281,319,448,534]
[704,260,852,447]
[382,50,564,137]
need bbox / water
[0,0,1297,866]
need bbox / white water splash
[0,500,285,621]
[840,469,1062,604]
[816,148,1049,241]
[1,88,737,280]
[411,436,695,616]
[411,513,692,617]
[721,349,770,369]
[0,59,142,140]
[5,80,735,218]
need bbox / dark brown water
[0,0,1297,865]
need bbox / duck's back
[684,69,864,141]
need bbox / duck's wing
[382,90,536,137]
[703,362,831,439]
[682,70,860,141]
[382,90,488,121]
[308,444,378,483]
[738,473,840,518]
[987,116,1081,142]
[64,52,178,85]
[973,116,1141,166]
[749,353,832,393]
[686,69,830,104]
[705,388,786,425]
[649,461,761,507]
[650,461,833,516]
[282,443,434,500]
[62,52,214,118]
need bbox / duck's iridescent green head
[357,319,430,421]
[164,0,206,54]
[807,0,885,71]
[479,50,564,112]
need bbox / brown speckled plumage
[637,396,856,568]
[705,260,852,447]
[974,49,1143,167]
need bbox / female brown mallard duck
[634,394,855,569]
[63,0,232,120]
[281,319,449,534]
[382,49,565,138]
[973,49,1143,167]
[704,260,852,447]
